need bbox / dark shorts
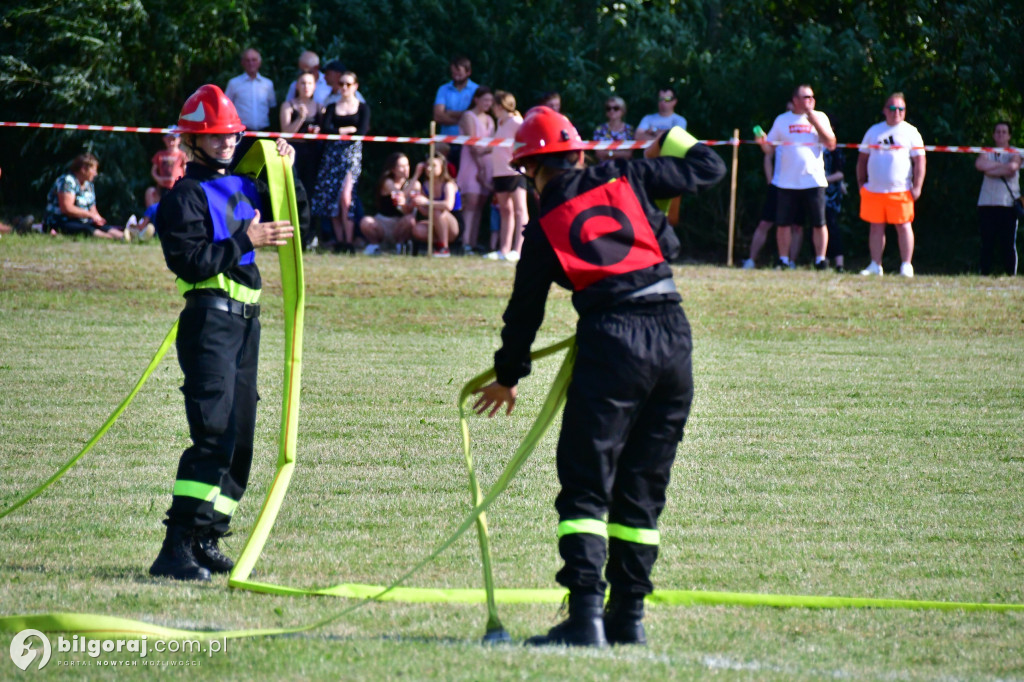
[760,185,804,225]
[493,174,527,193]
[776,187,826,227]
[760,185,778,223]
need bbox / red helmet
[512,106,587,164]
[176,84,245,134]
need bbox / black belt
[184,295,260,319]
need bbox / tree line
[2,0,1021,270]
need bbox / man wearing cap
[150,84,296,582]
[472,108,725,646]
[322,60,367,106]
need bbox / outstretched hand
[246,209,294,248]
[472,381,517,417]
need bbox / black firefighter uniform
[493,129,727,598]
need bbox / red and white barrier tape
[763,139,1023,154]
[1,121,1019,154]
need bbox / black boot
[525,593,608,647]
[192,530,235,574]
[149,525,211,581]
[604,594,646,645]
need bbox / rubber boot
[192,530,234,574]
[149,524,211,581]
[525,593,608,647]
[604,594,646,645]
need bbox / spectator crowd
[4,48,1020,277]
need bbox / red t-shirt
[152,149,188,189]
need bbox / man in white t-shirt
[856,92,926,277]
[759,84,837,269]
[635,87,688,141]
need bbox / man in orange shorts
[857,92,926,277]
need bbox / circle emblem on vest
[568,205,635,266]
[225,191,256,234]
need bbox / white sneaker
[859,261,883,276]
[483,250,504,261]
[899,262,914,278]
[364,243,382,256]
[504,250,520,263]
[125,214,139,241]
[741,258,755,269]
[140,223,156,240]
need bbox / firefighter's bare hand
[247,209,294,248]
[472,381,517,417]
[275,138,296,166]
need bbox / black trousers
[167,303,260,534]
[825,206,844,259]
[978,206,1018,275]
[555,302,694,597]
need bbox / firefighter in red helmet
[149,84,298,581]
[473,106,725,645]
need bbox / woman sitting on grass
[410,153,460,257]
[359,152,418,255]
[43,154,126,240]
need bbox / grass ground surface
[1,236,1023,680]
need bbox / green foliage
[1,0,1022,270]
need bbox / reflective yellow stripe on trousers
[557,518,607,538]
[608,523,660,545]
[172,480,220,502]
[557,519,660,545]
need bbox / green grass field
[1,236,1023,680]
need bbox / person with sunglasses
[758,84,837,270]
[635,87,687,142]
[311,70,370,254]
[593,95,635,162]
[151,84,298,581]
[857,92,926,277]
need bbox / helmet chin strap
[193,146,234,170]
[184,136,234,170]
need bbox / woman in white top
[975,121,1021,275]
[486,90,527,261]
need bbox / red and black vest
[539,177,663,291]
